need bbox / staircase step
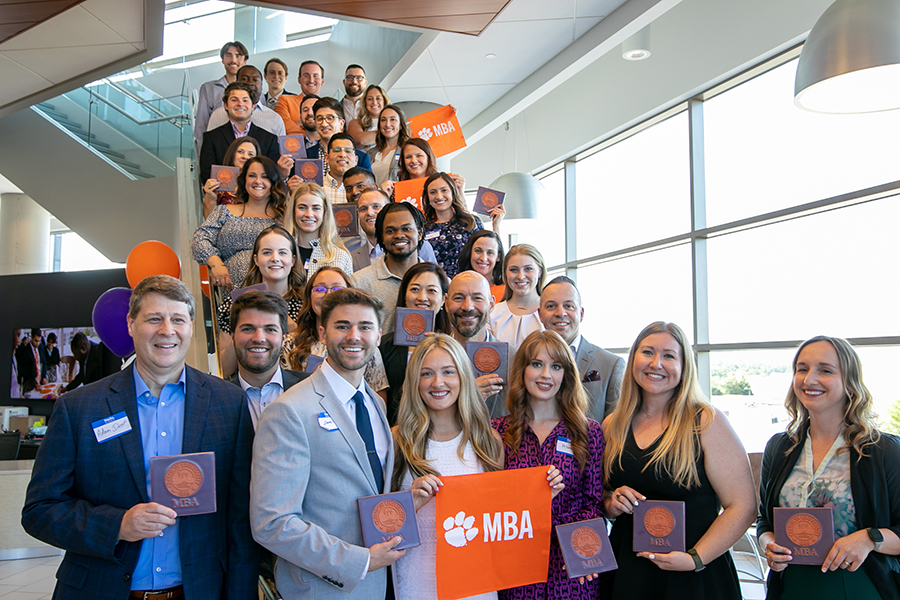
[36,102,55,111]
[110,156,142,170]
[38,106,70,121]
[81,138,110,149]
[121,165,155,179]
[98,147,126,160]
[69,129,97,141]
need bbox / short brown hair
[230,291,289,336]
[129,275,195,320]
[319,288,384,329]
[220,41,248,60]
[264,58,288,76]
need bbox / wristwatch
[867,527,884,551]
[687,548,705,572]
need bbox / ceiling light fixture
[622,25,651,61]
[486,53,496,59]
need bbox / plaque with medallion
[633,500,685,553]
[472,186,506,217]
[278,134,306,160]
[393,308,434,347]
[150,451,216,516]
[333,203,359,237]
[295,158,324,185]
[465,341,509,383]
[774,507,835,565]
[211,165,240,193]
[557,518,617,577]
[358,490,420,550]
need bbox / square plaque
[211,165,240,193]
[150,451,216,517]
[333,203,359,237]
[465,341,509,383]
[557,518,617,578]
[472,186,506,217]
[358,490,420,550]
[774,507,835,565]
[230,282,268,301]
[278,134,306,160]
[295,158,324,185]
[633,500,685,553]
[393,308,434,347]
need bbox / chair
[0,431,22,460]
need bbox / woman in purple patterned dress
[493,330,605,600]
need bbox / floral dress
[424,217,483,279]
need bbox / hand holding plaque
[394,308,434,347]
[472,186,506,217]
[358,490,421,550]
[557,518,617,578]
[774,507,834,566]
[150,451,216,516]
[633,500,685,553]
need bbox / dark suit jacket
[15,342,45,387]
[65,341,122,392]
[576,336,625,422]
[305,142,372,171]
[199,122,282,188]
[228,367,309,392]
[22,365,258,600]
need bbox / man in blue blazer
[22,275,258,600]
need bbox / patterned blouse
[492,416,605,600]
[424,217,483,279]
[191,205,276,292]
[779,431,857,539]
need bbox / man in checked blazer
[539,276,625,422]
[251,288,404,598]
[22,275,258,600]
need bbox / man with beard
[251,288,402,599]
[299,94,320,149]
[306,97,372,172]
[207,65,286,136]
[445,271,516,417]
[340,65,367,128]
[352,202,425,333]
[228,291,307,429]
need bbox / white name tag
[556,436,573,456]
[318,412,338,431]
[303,259,311,271]
[424,230,440,240]
[92,411,132,443]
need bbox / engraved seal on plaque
[334,209,353,228]
[473,347,501,373]
[644,506,675,538]
[785,513,822,547]
[372,499,406,534]
[165,461,203,498]
[284,137,301,152]
[571,526,602,559]
[402,312,427,336]
[481,192,499,209]
[215,169,234,184]
[300,163,319,179]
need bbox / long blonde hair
[785,336,880,457]
[283,183,347,264]
[603,321,714,489]
[392,334,503,490]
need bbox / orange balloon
[199,265,210,298]
[125,241,181,289]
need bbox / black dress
[601,427,741,600]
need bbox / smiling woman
[282,182,353,278]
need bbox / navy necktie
[352,391,383,493]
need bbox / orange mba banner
[435,466,551,600]
[393,177,427,212]
[408,105,467,157]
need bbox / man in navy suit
[22,275,258,600]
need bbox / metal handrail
[87,87,190,128]
[100,78,184,122]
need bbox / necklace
[641,405,665,419]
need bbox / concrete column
[0,193,51,275]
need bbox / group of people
[19,39,900,600]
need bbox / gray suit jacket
[250,367,393,598]
[576,336,625,422]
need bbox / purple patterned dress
[492,416,605,600]
[424,217,483,279]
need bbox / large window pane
[575,112,690,259]
[704,59,900,226]
[707,196,900,343]
[506,169,566,269]
[575,243,694,349]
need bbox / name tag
[556,436,573,456]
[92,411,132,443]
[303,259,311,271]
[424,230,440,240]
[318,412,338,431]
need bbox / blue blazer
[22,365,258,600]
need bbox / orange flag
[408,105,467,157]
[435,467,552,600]
[393,177,427,212]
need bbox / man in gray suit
[251,288,404,598]
[539,276,624,422]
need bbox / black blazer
[758,424,900,599]
[65,341,122,392]
[199,122,281,188]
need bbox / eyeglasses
[312,285,345,295]
[315,114,339,124]
[330,147,355,155]
[345,75,366,82]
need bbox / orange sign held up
[435,467,551,600]
[408,105,467,157]
[393,177,427,212]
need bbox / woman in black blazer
[757,335,900,600]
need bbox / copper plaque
[473,347,501,373]
[402,312,427,336]
[643,506,675,538]
[372,499,406,534]
[571,526,602,559]
[785,513,822,546]
[164,460,203,498]
[300,162,319,179]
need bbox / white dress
[489,301,544,348]
[395,433,498,600]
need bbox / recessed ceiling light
[486,53,496,59]
[623,49,651,61]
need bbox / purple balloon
[92,287,134,358]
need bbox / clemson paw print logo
[443,511,479,548]
[418,127,433,141]
[400,196,417,205]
